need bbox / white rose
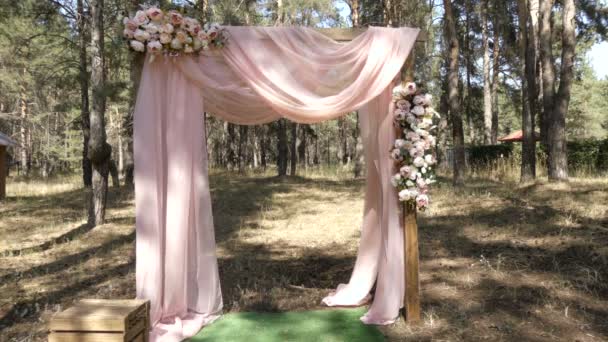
[391,174,402,187]
[424,94,433,106]
[134,29,150,42]
[134,10,149,25]
[184,45,194,53]
[123,29,134,39]
[143,23,159,34]
[160,23,174,34]
[425,154,436,165]
[413,95,425,106]
[411,106,425,116]
[413,156,426,168]
[147,40,162,53]
[129,40,145,52]
[160,33,171,44]
[193,38,203,50]
[170,38,183,50]
[395,139,407,149]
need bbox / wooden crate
[49,299,150,342]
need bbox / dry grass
[0,169,607,341]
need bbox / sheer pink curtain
[134,26,419,342]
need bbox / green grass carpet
[188,308,385,342]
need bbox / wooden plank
[315,27,427,42]
[0,146,6,200]
[50,299,149,333]
[49,331,125,342]
[403,201,421,323]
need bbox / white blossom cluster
[123,6,227,61]
[390,82,439,210]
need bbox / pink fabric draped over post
[134,26,419,342]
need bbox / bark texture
[88,0,112,226]
[444,0,465,186]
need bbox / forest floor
[0,170,607,341]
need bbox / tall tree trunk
[78,0,92,187]
[351,0,364,178]
[226,123,236,169]
[518,0,536,182]
[482,0,493,145]
[277,120,288,176]
[238,125,248,172]
[123,0,144,186]
[491,26,500,144]
[88,0,111,226]
[548,0,574,181]
[298,125,306,167]
[444,0,465,186]
[464,0,475,144]
[539,0,555,148]
[289,122,297,175]
[275,0,288,176]
[19,72,29,176]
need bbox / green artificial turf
[188,308,385,342]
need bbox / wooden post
[402,201,421,322]
[0,145,6,200]
[402,43,421,323]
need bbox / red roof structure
[498,130,540,142]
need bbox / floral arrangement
[123,6,227,61]
[390,82,439,211]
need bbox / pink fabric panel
[322,85,404,324]
[134,61,222,342]
[220,26,418,123]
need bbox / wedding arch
[130,22,426,342]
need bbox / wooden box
[49,299,150,342]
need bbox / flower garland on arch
[123,6,227,61]
[390,82,439,211]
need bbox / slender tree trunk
[518,0,536,182]
[19,74,29,176]
[277,120,288,176]
[78,0,92,187]
[444,0,465,186]
[289,122,297,175]
[539,0,554,148]
[123,0,144,186]
[298,125,306,167]
[482,0,493,145]
[465,0,475,144]
[351,0,364,178]
[226,123,236,170]
[548,0,574,181]
[491,27,500,144]
[238,125,248,172]
[88,0,112,226]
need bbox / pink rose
[123,18,139,31]
[147,40,162,53]
[416,194,429,209]
[397,99,411,110]
[134,10,149,25]
[123,29,134,39]
[168,11,183,26]
[405,82,417,95]
[146,7,163,22]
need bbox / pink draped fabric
[134,26,418,341]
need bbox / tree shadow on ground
[398,179,608,341]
